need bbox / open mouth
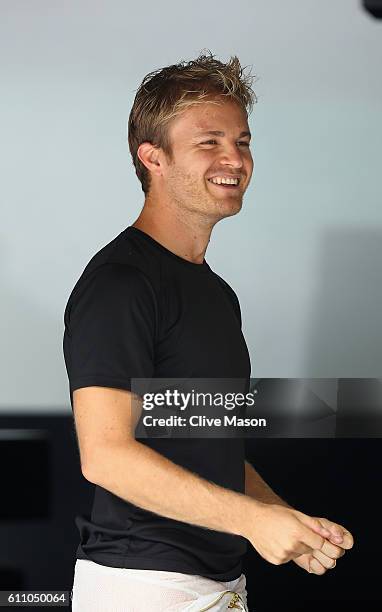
[207,178,240,189]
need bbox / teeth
[209,177,239,185]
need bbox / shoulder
[212,271,240,304]
[70,261,155,301]
[211,271,242,325]
[64,262,157,329]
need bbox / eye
[200,140,251,147]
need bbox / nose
[219,143,244,169]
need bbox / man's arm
[74,385,336,566]
[244,460,293,508]
[76,385,255,539]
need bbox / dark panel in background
[363,0,382,18]
[244,438,381,610]
[0,415,95,611]
[1,437,50,520]
[0,415,380,610]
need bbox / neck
[131,197,214,265]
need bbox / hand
[293,517,354,575]
[245,503,338,565]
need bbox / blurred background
[1,0,381,609]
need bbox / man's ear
[137,142,162,178]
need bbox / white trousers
[71,559,249,611]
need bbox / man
[63,51,353,611]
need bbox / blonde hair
[127,49,257,195]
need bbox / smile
[207,178,240,189]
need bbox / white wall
[1,0,381,410]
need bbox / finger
[320,539,346,559]
[293,553,311,572]
[333,529,353,550]
[297,514,332,547]
[312,549,338,569]
[304,516,332,539]
[309,557,327,575]
[318,517,343,536]
[295,553,326,575]
[317,518,354,549]
[300,525,327,554]
[289,542,316,559]
[315,517,343,542]
[326,530,353,549]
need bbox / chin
[215,200,243,219]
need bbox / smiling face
[157,96,254,223]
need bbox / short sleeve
[214,274,242,328]
[63,263,157,408]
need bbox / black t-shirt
[63,225,251,581]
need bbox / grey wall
[1,0,381,411]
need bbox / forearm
[245,460,293,508]
[84,440,259,538]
